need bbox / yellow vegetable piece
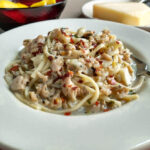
[46,0,56,5]
[31,0,47,7]
[0,0,28,8]
[16,3,28,8]
[31,0,56,7]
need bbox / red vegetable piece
[10,65,19,72]
[64,112,71,116]
[95,101,99,106]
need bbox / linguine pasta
[4,28,144,115]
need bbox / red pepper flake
[103,109,110,112]
[109,75,114,78]
[54,99,58,105]
[32,49,43,56]
[10,65,19,72]
[70,37,74,44]
[80,40,87,48]
[61,98,65,103]
[116,41,120,44]
[95,101,99,106]
[78,80,83,83]
[48,56,53,61]
[64,112,71,116]
[46,70,52,76]
[62,72,70,79]
[61,28,70,37]
[72,87,78,90]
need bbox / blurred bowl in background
[0,0,66,31]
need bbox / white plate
[0,19,150,150]
[82,0,150,28]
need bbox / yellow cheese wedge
[93,2,150,26]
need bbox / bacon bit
[10,65,19,72]
[116,41,120,44]
[32,49,43,56]
[59,67,63,72]
[61,98,65,103]
[54,99,58,105]
[48,56,53,61]
[99,61,103,64]
[67,84,72,88]
[103,109,110,112]
[95,101,99,106]
[72,87,78,90]
[109,75,114,78]
[68,70,74,76]
[78,80,83,83]
[64,112,71,116]
[99,51,103,55]
[64,44,67,49]
[46,70,52,76]
[70,37,74,44]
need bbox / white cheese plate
[82,0,150,28]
